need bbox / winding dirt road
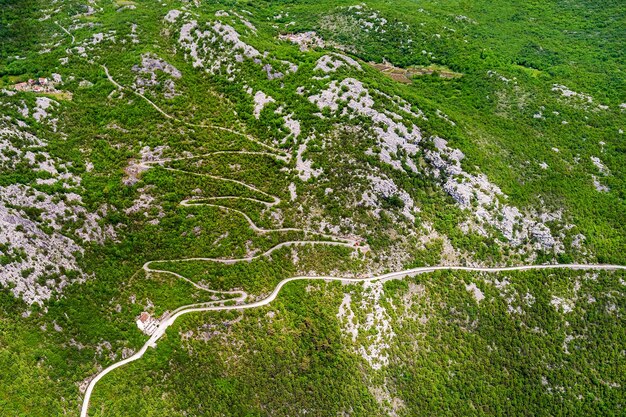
[101,65,288,159]
[81,68,363,416]
[56,21,75,44]
[80,67,626,417]
[80,263,626,417]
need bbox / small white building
[136,311,159,335]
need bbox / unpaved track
[82,68,358,416]
[101,65,288,158]
[80,263,626,417]
[82,67,626,417]
[56,21,75,44]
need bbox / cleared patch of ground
[369,62,463,83]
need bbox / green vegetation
[0,0,624,415]
[88,269,626,416]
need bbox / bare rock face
[362,174,416,222]
[132,53,181,98]
[337,282,395,370]
[0,180,116,305]
[590,156,609,175]
[424,136,566,251]
[177,19,296,79]
[164,9,181,23]
[309,78,421,172]
[295,135,323,181]
[307,73,573,253]
[252,90,275,119]
[0,199,83,305]
[0,120,114,304]
[552,84,609,111]
[314,53,361,73]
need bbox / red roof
[139,312,150,322]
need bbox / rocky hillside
[0,0,624,415]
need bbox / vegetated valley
[0,0,624,416]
